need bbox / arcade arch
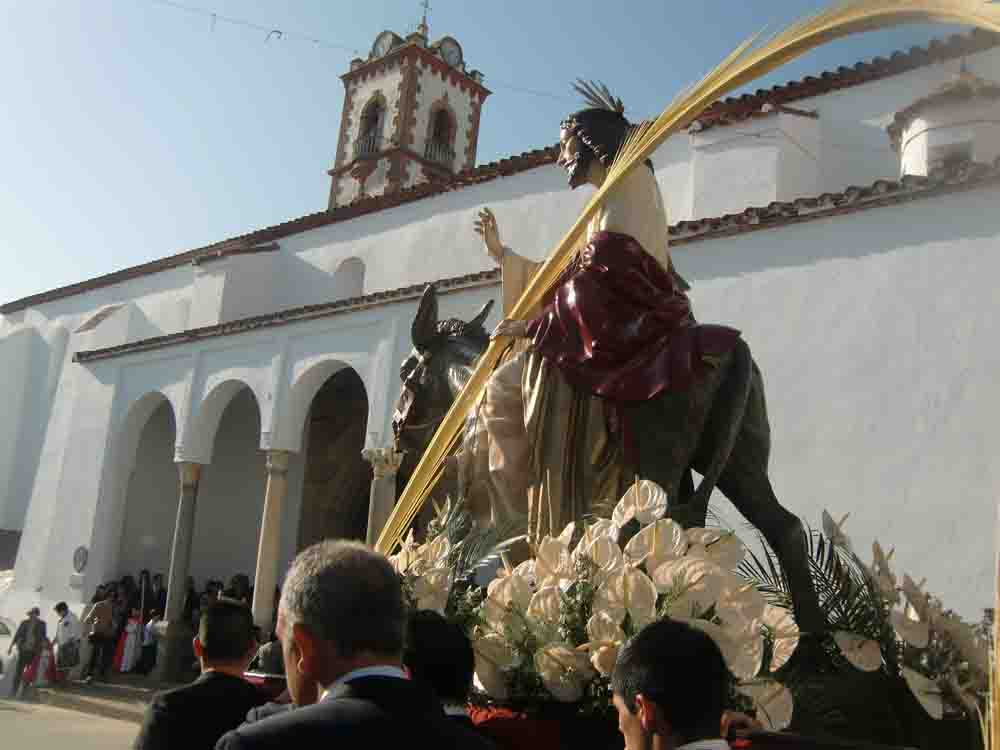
[117,394,178,579]
[295,365,372,549]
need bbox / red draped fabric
[526,231,740,403]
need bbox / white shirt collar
[321,665,409,702]
[677,740,731,750]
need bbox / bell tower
[327,18,491,209]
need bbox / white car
[0,616,15,697]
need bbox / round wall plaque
[72,545,88,574]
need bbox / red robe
[526,231,740,403]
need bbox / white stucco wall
[901,98,1000,176]
[675,184,1000,619]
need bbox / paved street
[0,700,136,749]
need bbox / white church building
[2,24,999,640]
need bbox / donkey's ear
[412,284,439,349]
[469,299,494,331]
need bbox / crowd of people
[130,540,760,750]
[4,567,260,696]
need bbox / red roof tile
[691,29,999,133]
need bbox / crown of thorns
[560,80,631,167]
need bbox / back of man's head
[611,618,730,744]
[404,609,474,705]
[198,599,256,665]
[54,602,68,616]
[280,540,405,659]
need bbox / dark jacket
[215,676,495,750]
[12,618,47,653]
[133,671,267,750]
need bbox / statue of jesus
[470,83,825,636]
[473,83,740,540]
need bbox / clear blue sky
[0,0,966,304]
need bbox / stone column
[363,447,404,546]
[154,461,202,682]
[251,450,291,635]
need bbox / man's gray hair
[279,540,405,658]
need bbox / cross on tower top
[417,0,430,37]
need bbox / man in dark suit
[403,608,495,746]
[215,540,493,750]
[134,598,265,750]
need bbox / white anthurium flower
[411,534,451,576]
[652,557,726,617]
[535,536,574,590]
[739,681,794,731]
[902,667,944,720]
[761,604,799,672]
[474,634,517,701]
[616,480,669,526]
[511,559,538,588]
[487,571,533,613]
[593,567,658,629]
[526,586,563,637]
[557,522,577,547]
[587,611,626,645]
[582,518,621,546]
[715,579,767,632]
[891,605,930,649]
[412,568,452,614]
[588,643,620,677]
[624,518,687,573]
[686,528,745,570]
[821,509,852,551]
[677,617,763,681]
[580,611,627,677]
[390,529,419,574]
[834,631,882,672]
[575,535,624,583]
[535,644,595,703]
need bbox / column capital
[362,446,404,479]
[176,461,202,488]
[265,449,291,476]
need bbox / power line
[142,0,576,103]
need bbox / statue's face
[558,127,592,189]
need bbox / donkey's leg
[717,458,826,635]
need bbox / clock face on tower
[439,38,462,67]
[372,32,396,58]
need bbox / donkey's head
[392,285,492,457]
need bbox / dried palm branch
[377,1,1000,555]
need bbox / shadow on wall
[0,530,19,569]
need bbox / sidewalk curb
[35,687,146,724]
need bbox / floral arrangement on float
[389,483,993,738]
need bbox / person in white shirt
[53,601,81,675]
[611,618,749,750]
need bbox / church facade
[2,26,1000,632]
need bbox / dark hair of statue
[611,618,731,743]
[403,609,475,704]
[198,598,256,662]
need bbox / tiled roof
[74,159,1000,363]
[669,158,1000,244]
[887,70,1000,150]
[691,29,1000,133]
[5,30,1000,315]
